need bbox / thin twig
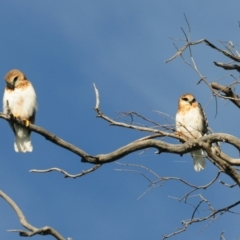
[30,164,102,178]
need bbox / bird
[175,93,208,171]
[3,69,37,152]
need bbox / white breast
[3,85,37,119]
[176,107,204,139]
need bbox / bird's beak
[6,82,15,89]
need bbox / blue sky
[1,1,240,239]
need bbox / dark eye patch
[13,76,18,82]
[182,97,188,101]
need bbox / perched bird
[176,93,208,171]
[3,69,37,152]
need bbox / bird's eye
[13,76,18,82]
[192,98,196,102]
[182,97,188,101]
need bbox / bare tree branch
[116,161,240,239]
[166,28,240,110]
[163,196,240,240]
[214,62,240,72]
[93,83,100,109]
[0,190,66,240]
[166,18,240,110]
[0,112,90,159]
[94,106,178,139]
[30,164,102,178]
[210,82,240,108]
[220,231,226,240]
[165,39,205,63]
[219,180,237,188]
[116,162,221,200]
[166,38,240,64]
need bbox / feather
[191,150,206,172]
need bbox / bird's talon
[22,119,30,127]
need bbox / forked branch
[211,82,240,108]
[0,190,65,239]
[166,29,240,107]
[115,162,240,239]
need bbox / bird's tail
[14,137,33,152]
[14,125,33,152]
[191,149,206,172]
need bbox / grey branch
[0,190,65,240]
[163,196,240,240]
[30,164,102,178]
[214,61,240,72]
[115,162,221,200]
[93,83,100,109]
[116,162,237,239]
[210,82,240,108]
[166,39,240,64]
[166,34,240,108]
[165,39,206,63]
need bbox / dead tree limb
[166,39,240,64]
[210,82,240,108]
[0,190,66,240]
[115,162,240,240]
[166,26,240,108]
[214,62,240,72]
[30,164,102,178]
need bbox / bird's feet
[11,114,30,127]
[9,113,20,120]
[22,119,30,127]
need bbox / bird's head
[4,69,26,90]
[178,93,197,107]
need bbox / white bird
[176,93,208,171]
[3,69,37,152]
